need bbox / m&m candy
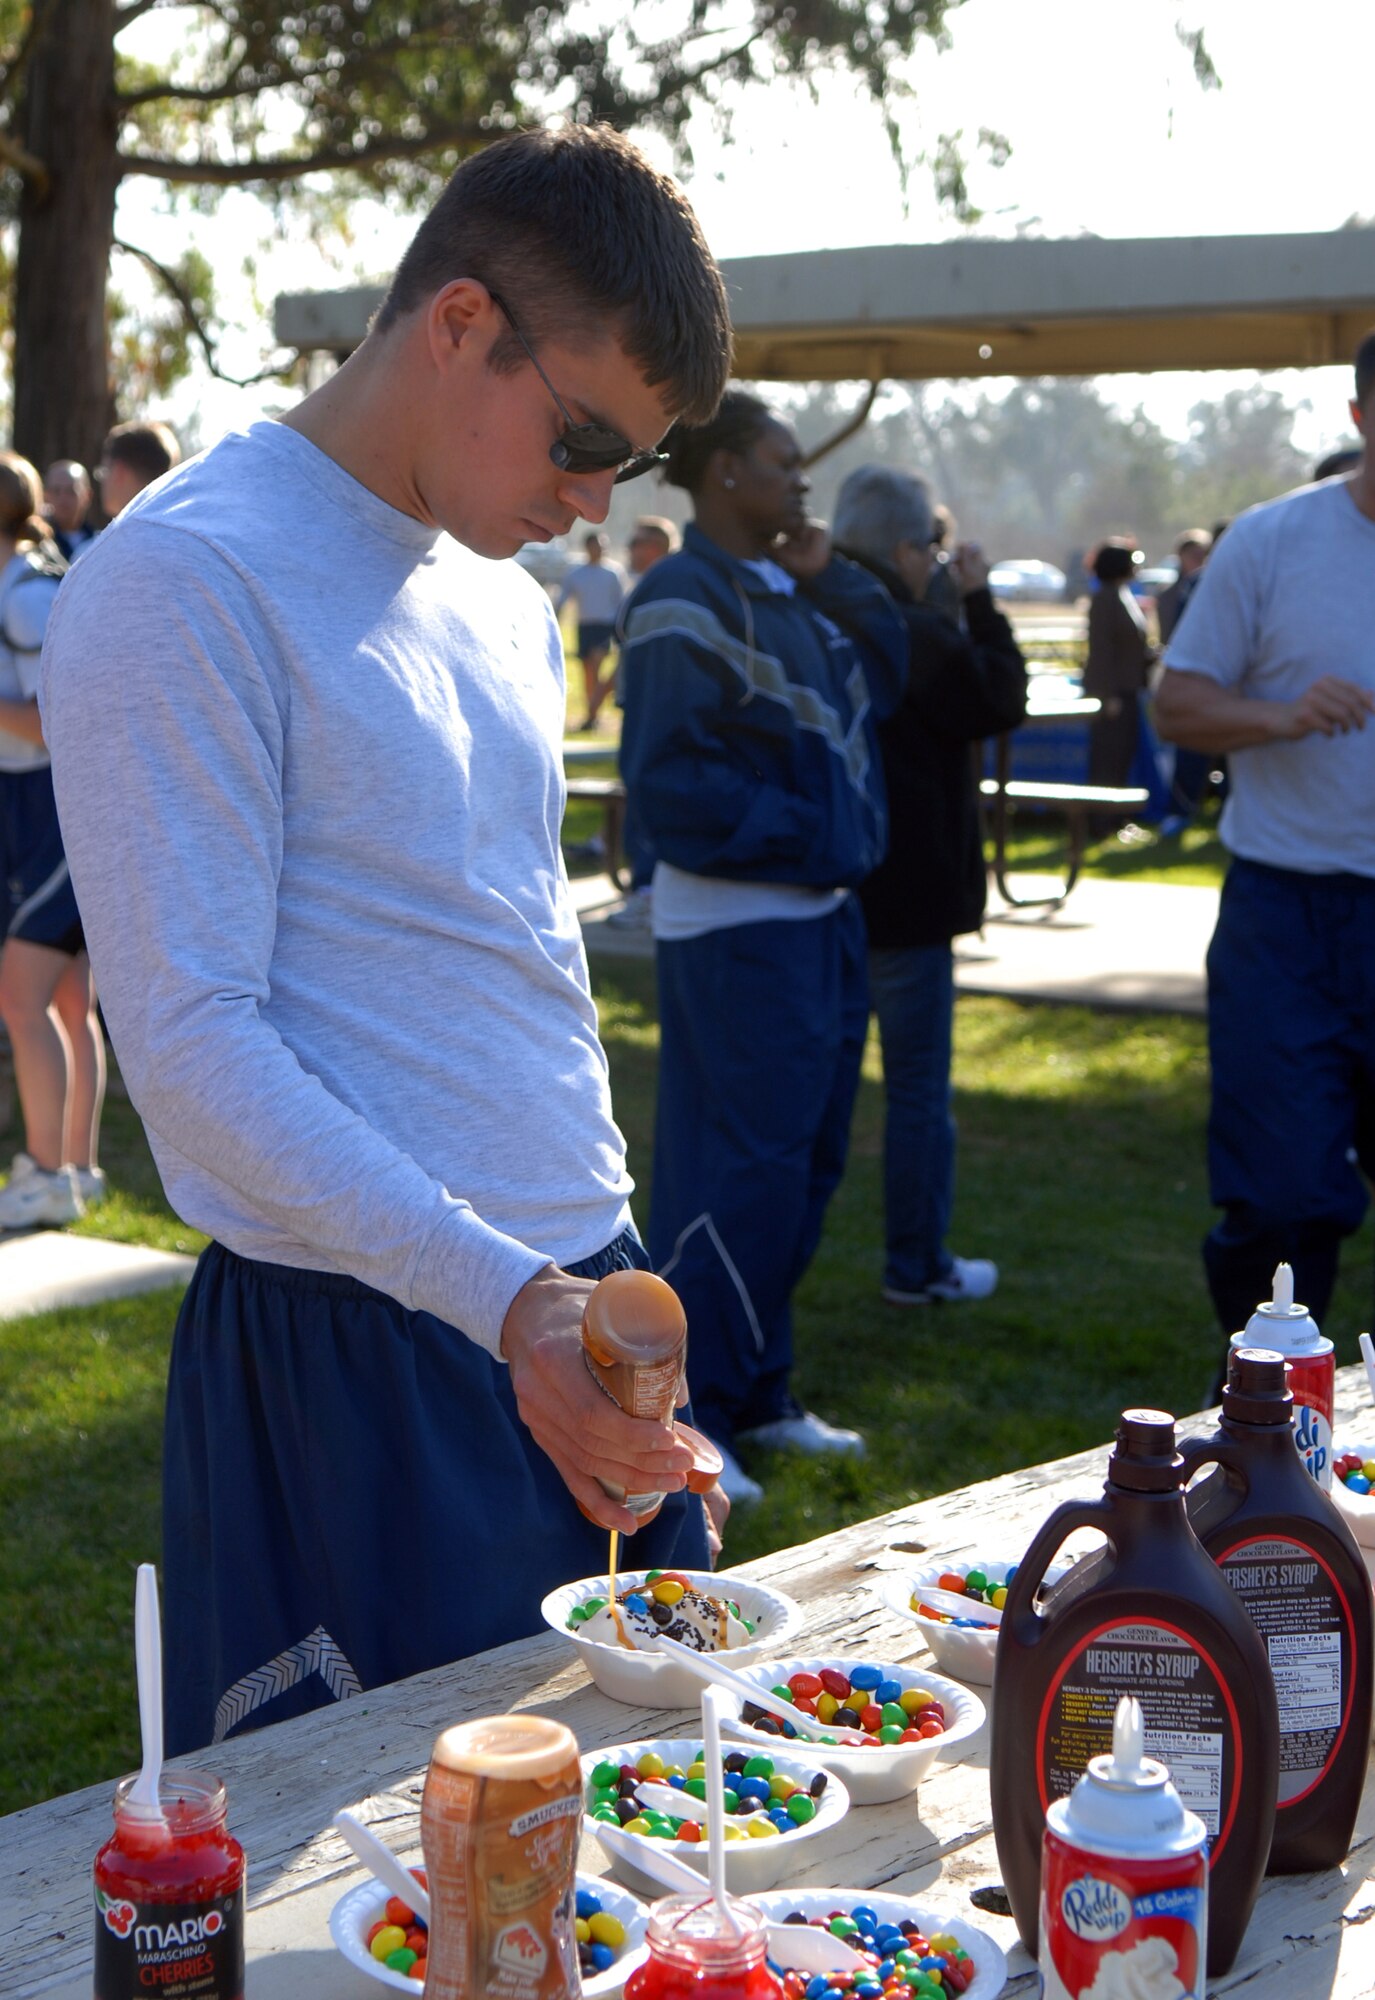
[1335,1449,1375,1495]
[585,1747,827,1840]
[740,1668,948,1748]
[766,1899,977,1997]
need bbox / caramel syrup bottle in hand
[582,1269,687,1521]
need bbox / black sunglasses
[489,291,668,485]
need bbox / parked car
[1130,564,1177,600]
[987,558,1068,603]
[513,536,572,591]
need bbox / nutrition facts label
[1218,1535,1347,1803]
[1142,1726,1224,1833]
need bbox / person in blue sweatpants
[42,127,733,1752]
[1202,861,1375,1343]
[653,897,870,1459]
[619,392,907,1504]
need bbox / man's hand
[774,520,832,580]
[1279,675,1375,740]
[500,1265,694,1534]
[949,541,990,596]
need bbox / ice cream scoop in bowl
[542,1567,804,1706]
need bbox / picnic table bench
[7,1366,1373,2000]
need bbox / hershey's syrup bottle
[990,1409,1278,1976]
[1183,1346,1374,1873]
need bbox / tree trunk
[12,0,120,477]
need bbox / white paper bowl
[875,1555,1070,1686]
[329,1870,649,1998]
[747,1888,1007,2000]
[1332,1446,1375,1579]
[715,1654,985,1806]
[583,1736,848,1898]
[542,1568,805,1706]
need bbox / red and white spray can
[1229,1262,1334,1489]
[1040,1695,1208,2000]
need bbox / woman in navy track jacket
[618,391,907,1503]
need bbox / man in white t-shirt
[557,530,627,728]
[41,124,731,1753]
[1155,330,1375,1384]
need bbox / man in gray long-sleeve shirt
[40,124,732,1752]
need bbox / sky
[117,0,1370,455]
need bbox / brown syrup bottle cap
[1109,1408,1184,1491]
[1223,1346,1293,1425]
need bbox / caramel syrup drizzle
[607,1528,635,1650]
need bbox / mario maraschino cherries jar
[93,1768,245,2000]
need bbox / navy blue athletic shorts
[578,620,616,658]
[0,767,83,953]
[163,1227,712,1754]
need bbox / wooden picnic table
[981,689,1158,913]
[7,1367,1374,2000]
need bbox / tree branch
[117,34,434,107]
[113,235,298,388]
[801,380,884,468]
[0,127,50,195]
[118,123,486,184]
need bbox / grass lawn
[3,960,1370,1817]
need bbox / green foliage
[772,375,1311,564]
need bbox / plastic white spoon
[334,1810,432,1924]
[126,1564,170,1840]
[651,1637,870,1746]
[701,1686,742,1936]
[912,1583,1002,1626]
[1359,1331,1375,1411]
[590,1822,867,1972]
[635,1781,712,1822]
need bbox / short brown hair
[375,124,730,424]
[104,420,181,484]
[630,516,676,550]
[0,451,56,548]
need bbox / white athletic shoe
[715,1442,765,1507]
[883,1255,999,1306]
[737,1411,866,1459]
[73,1165,109,1209]
[0,1161,83,1229]
[605,886,654,931]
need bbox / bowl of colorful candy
[583,1736,849,1898]
[543,1567,804,1706]
[874,1554,1071,1686]
[715,1655,985,1806]
[747,1890,1007,2000]
[328,1866,650,1997]
[1332,1446,1375,1584]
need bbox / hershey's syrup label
[1216,1533,1353,1804]
[1038,1620,1241,1852]
[94,1882,244,2000]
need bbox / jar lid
[432,1714,578,1780]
